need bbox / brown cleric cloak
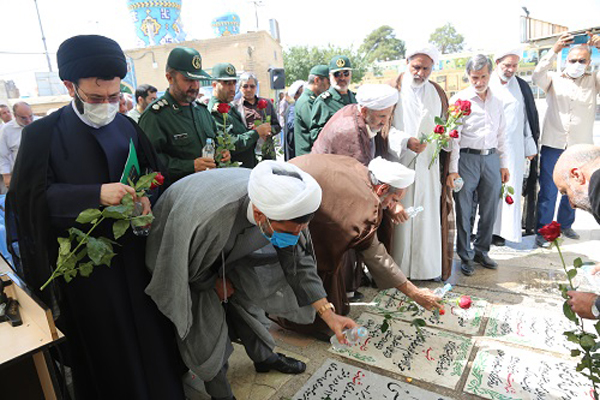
[384,73,454,280]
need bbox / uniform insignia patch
[336,58,345,68]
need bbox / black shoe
[563,228,580,240]
[254,353,306,374]
[474,253,498,269]
[461,260,475,276]
[348,290,365,303]
[492,235,505,246]
[535,234,550,248]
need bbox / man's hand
[140,196,152,215]
[215,277,235,302]
[100,183,136,206]
[2,173,11,189]
[446,172,460,188]
[388,202,409,224]
[256,123,271,139]
[500,168,510,184]
[220,150,231,163]
[320,308,358,344]
[411,288,443,311]
[553,32,574,54]
[407,137,427,154]
[587,31,600,49]
[566,291,598,319]
[194,157,217,172]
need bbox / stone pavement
[182,208,600,400]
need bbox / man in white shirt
[533,31,600,246]
[0,104,12,126]
[447,55,510,276]
[0,102,34,188]
[490,48,539,246]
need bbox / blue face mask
[260,219,300,248]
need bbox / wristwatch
[591,296,600,318]
[317,302,335,317]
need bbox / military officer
[139,47,230,182]
[294,64,330,157]
[308,55,357,144]
[208,63,271,168]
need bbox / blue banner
[127,0,187,47]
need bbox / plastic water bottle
[405,206,424,218]
[202,138,215,159]
[433,283,453,298]
[453,177,464,192]
[572,265,600,288]
[131,201,150,237]
[330,327,368,350]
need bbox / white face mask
[74,89,119,128]
[565,62,587,79]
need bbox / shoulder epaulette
[150,98,169,113]
[320,91,331,100]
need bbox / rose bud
[434,125,446,134]
[505,195,514,205]
[449,129,459,138]
[216,103,231,114]
[458,295,472,309]
[439,308,446,316]
[257,99,268,109]
[150,172,165,189]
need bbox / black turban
[57,35,127,81]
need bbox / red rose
[449,129,459,139]
[150,172,165,189]
[505,195,514,205]
[458,295,472,309]
[257,99,268,109]
[454,99,463,108]
[459,100,471,112]
[538,221,561,242]
[434,125,446,134]
[216,103,231,114]
[270,98,275,103]
[439,308,446,316]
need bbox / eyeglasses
[75,85,121,104]
[242,84,256,89]
[333,70,350,78]
[15,114,33,122]
[568,58,588,64]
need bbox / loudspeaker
[269,68,285,90]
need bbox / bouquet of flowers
[214,102,240,168]
[255,98,277,160]
[417,99,471,169]
[41,172,164,290]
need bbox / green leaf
[68,227,87,243]
[100,250,116,267]
[563,301,579,323]
[595,321,600,336]
[102,205,131,220]
[581,335,596,351]
[434,116,445,125]
[131,214,154,227]
[411,318,427,327]
[134,173,157,191]
[381,319,389,333]
[87,237,110,266]
[507,186,515,195]
[567,269,578,280]
[113,219,130,240]
[57,237,71,256]
[75,248,87,262]
[76,208,102,224]
[121,193,134,207]
[574,257,584,268]
[79,262,94,278]
[64,268,78,283]
[571,349,582,357]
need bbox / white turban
[368,157,415,189]
[287,80,306,98]
[356,84,398,110]
[494,46,523,62]
[406,44,440,66]
[248,160,322,220]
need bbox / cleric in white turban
[405,43,441,66]
[145,165,356,400]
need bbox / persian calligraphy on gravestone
[465,343,594,400]
[484,305,578,354]
[329,312,473,390]
[293,358,456,400]
[370,289,486,335]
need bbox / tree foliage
[359,25,406,63]
[429,23,465,54]
[283,44,366,86]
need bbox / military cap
[167,47,211,80]
[329,55,353,72]
[211,63,238,80]
[309,64,329,77]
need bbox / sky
[1,0,599,96]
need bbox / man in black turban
[6,35,186,399]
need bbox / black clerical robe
[6,105,185,400]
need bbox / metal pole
[33,0,53,72]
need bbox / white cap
[405,44,440,66]
[368,157,415,189]
[494,45,523,62]
[356,84,399,110]
[287,80,306,98]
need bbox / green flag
[120,139,140,185]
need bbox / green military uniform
[294,64,329,157]
[138,47,216,182]
[308,56,356,147]
[208,63,260,168]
